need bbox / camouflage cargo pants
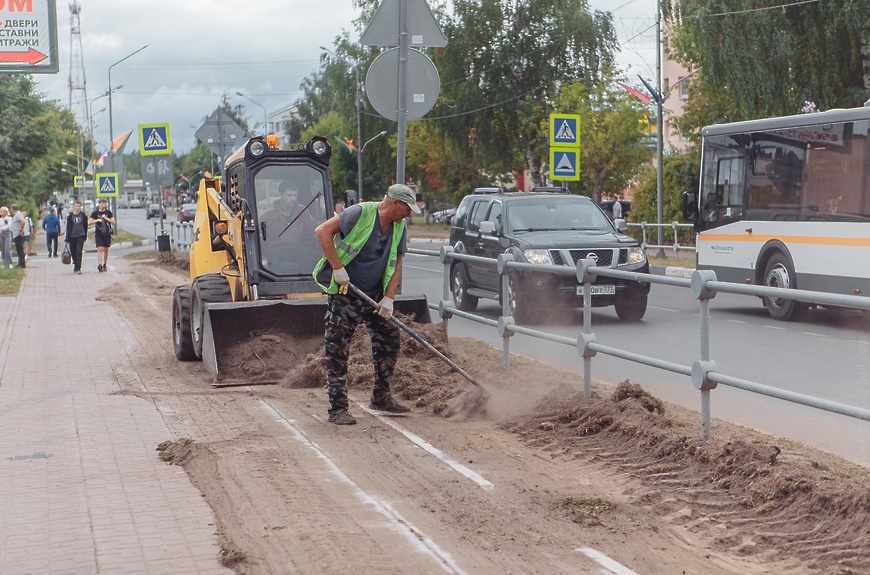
[325,294,400,414]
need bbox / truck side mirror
[682,191,698,221]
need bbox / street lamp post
[639,57,700,259]
[235,91,268,136]
[359,130,387,201]
[108,44,149,223]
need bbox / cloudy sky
[30,0,656,156]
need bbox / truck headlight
[523,249,553,265]
[628,246,646,265]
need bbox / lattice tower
[67,1,89,170]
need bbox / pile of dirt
[503,381,870,573]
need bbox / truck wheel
[172,285,197,360]
[615,294,648,321]
[763,252,805,321]
[191,274,232,359]
[451,264,478,311]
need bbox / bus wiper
[278,192,323,238]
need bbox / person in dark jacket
[42,208,62,257]
[64,201,89,274]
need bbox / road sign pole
[395,0,409,187]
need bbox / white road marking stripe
[258,399,470,575]
[576,547,641,575]
[358,403,495,491]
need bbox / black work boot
[328,410,357,425]
[369,393,410,413]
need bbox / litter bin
[157,232,171,253]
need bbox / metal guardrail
[153,220,194,254]
[626,221,696,257]
[407,245,870,442]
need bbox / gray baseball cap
[387,184,421,214]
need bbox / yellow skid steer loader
[171,136,429,382]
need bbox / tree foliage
[666,0,870,134]
[0,75,79,208]
[554,80,650,203]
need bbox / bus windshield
[699,118,870,224]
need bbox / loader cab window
[254,165,327,275]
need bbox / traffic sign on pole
[549,114,581,147]
[139,123,172,156]
[549,147,580,181]
[96,173,120,197]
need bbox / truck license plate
[577,285,616,296]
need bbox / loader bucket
[201,295,430,382]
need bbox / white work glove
[332,267,349,295]
[377,296,394,320]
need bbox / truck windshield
[254,165,327,275]
[508,199,613,232]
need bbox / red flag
[613,81,651,105]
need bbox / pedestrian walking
[42,207,62,257]
[88,198,115,272]
[64,201,88,274]
[10,205,26,268]
[0,207,12,269]
[312,183,421,425]
[22,210,34,258]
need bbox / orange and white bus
[682,104,870,320]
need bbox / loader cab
[224,136,334,297]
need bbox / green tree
[666,0,870,133]
[431,0,618,189]
[629,147,700,234]
[555,80,650,203]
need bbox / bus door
[702,155,745,223]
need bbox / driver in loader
[313,184,422,425]
[260,180,319,269]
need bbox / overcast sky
[32,0,656,157]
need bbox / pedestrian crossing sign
[549,147,580,181]
[138,123,172,156]
[73,176,85,188]
[549,114,581,147]
[96,173,120,198]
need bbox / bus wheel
[762,253,805,321]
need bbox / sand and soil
[104,258,870,574]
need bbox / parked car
[431,207,456,224]
[177,202,197,223]
[128,199,143,209]
[146,203,166,220]
[449,188,650,323]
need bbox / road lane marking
[258,399,470,575]
[576,547,641,575]
[358,403,495,491]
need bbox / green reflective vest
[312,202,405,294]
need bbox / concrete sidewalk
[0,249,232,574]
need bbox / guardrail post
[691,269,718,440]
[671,221,680,257]
[439,246,454,325]
[498,253,515,369]
[576,258,598,397]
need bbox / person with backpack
[22,210,34,259]
[88,198,115,272]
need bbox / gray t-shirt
[11,212,24,238]
[339,204,407,300]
